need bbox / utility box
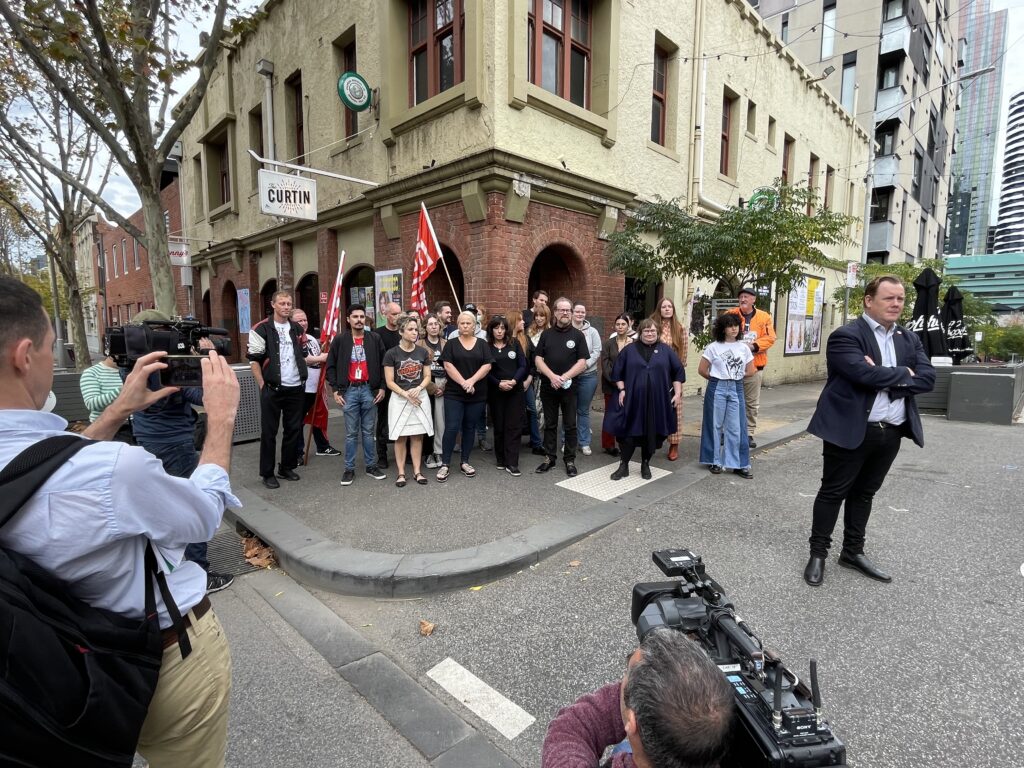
[231,364,262,443]
[947,372,1018,425]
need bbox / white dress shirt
[862,315,907,426]
[0,410,241,629]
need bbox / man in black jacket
[325,304,387,486]
[803,276,935,587]
[248,291,308,489]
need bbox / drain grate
[207,527,264,577]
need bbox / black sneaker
[206,573,234,594]
[366,465,387,480]
[277,468,300,481]
[316,446,342,456]
[535,458,556,474]
[340,469,355,486]
[261,475,280,489]
[565,461,579,478]
[506,466,522,477]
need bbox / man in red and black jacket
[247,291,307,489]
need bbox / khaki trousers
[137,608,232,768]
[743,369,763,434]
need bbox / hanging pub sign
[258,169,317,221]
[337,71,372,112]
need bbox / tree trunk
[140,188,177,316]
[64,275,91,371]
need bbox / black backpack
[0,434,192,767]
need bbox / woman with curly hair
[698,313,755,479]
[650,297,688,461]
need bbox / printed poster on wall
[350,286,374,325]
[373,269,403,327]
[783,275,825,356]
[237,288,251,334]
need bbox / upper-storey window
[410,0,464,106]
[528,0,591,110]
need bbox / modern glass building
[945,0,1006,257]
[945,252,1024,311]
[994,91,1024,253]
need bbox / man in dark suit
[803,276,935,587]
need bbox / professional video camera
[105,318,231,387]
[632,549,846,768]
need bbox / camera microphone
[810,658,822,726]
[772,666,783,732]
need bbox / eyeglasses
[555,308,571,313]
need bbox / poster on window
[237,288,251,334]
[783,275,825,356]
[373,269,403,327]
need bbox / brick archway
[528,244,584,306]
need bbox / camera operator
[542,630,733,768]
[127,310,235,594]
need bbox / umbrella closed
[907,267,949,358]
[940,285,972,364]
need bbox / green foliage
[975,325,1024,362]
[832,259,994,328]
[608,180,856,297]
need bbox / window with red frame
[409,0,464,107]
[528,0,591,110]
[651,46,667,145]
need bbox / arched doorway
[528,245,580,307]
[201,289,212,327]
[624,277,659,325]
[343,264,376,323]
[295,272,321,333]
[260,279,277,321]
[424,246,464,310]
[220,281,240,362]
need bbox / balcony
[873,154,901,188]
[875,85,909,125]
[880,16,911,57]
[868,220,896,253]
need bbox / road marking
[426,657,535,740]
[1020,563,1024,579]
[557,461,671,500]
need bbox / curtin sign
[258,169,317,221]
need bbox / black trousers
[809,425,904,557]
[540,384,577,461]
[259,384,305,477]
[376,390,391,461]
[619,436,654,464]
[489,389,525,469]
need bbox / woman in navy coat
[606,318,685,481]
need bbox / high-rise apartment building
[993,91,1024,253]
[760,0,961,264]
[945,0,1006,256]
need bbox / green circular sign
[748,186,777,211]
[338,71,372,112]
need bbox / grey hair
[624,630,734,768]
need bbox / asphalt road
[303,416,1024,768]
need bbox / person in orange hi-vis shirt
[727,286,776,449]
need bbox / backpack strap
[0,435,94,529]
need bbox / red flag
[410,203,442,312]
[306,250,346,435]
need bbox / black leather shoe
[261,475,280,489]
[277,468,300,481]
[535,458,556,473]
[733,468,753,480]
[564,461,579,477]
[748,439,757,449]
[610,462,629,481]
[640,461,652,480]
[803,556,825,586]
[838,552,892,582]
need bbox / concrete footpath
[227,381,825,596]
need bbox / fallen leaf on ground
[568,560,582,567]
[242,536,277,568]
[469,585,484,591]
[419,619,436,636]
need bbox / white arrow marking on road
[427,658,536,740]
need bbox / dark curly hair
[711,313,742,343]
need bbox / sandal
[414,472,428,485]
[436,465,450,483]
[460,462,476,477]
[395,474,407,487]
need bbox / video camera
[105,319,231,388]
[632,549,846,768]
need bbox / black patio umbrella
[908,267,949,358]
[940,285,972,364]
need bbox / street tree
[0,45,115,370]
[0,0,248,315]
[608,181,857,299]
[0,185,35,275]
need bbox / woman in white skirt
[383,315,434,486]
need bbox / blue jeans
[138,438,209,572]
[442,398,485,466]
[698,378,750,470]
[342,385,377,471]
[574,372,599,448]
[524,382,542,448]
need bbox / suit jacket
[807,317,935,449]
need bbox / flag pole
[421,202,461,313]
[305,250,346,465]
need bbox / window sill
[525,83,613,146]
[329,133,364,159]
[766,145,777,155]
[385,82,478,144]
[745,131,757,141]
[717,172,738,188]
[208,201,236,223]
[646,140,680,162]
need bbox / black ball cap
[738,286,757,297]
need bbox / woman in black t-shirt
[437,311,492,482]
[486,316,527,476]
[418,313,446,469]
